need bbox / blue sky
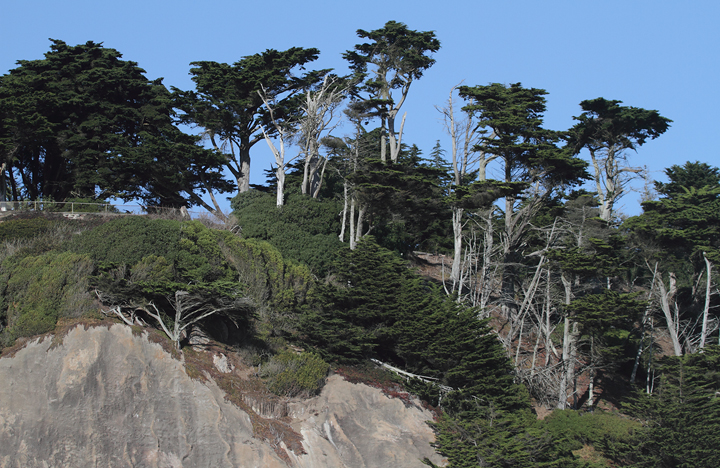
[2,0,718,216]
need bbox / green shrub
[231,191,344,276]
[67,216,183,266]
[0,217,51,243]
[217,232,314,337]
[538,409,639,453]
[259,350,329,397]
[0,251,95,346]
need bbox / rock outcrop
[0,324,444,467]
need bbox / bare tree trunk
[380,115,387,163]
[356,206,365,245]
[258,86,298,207]
[239,151,251,193]
[388,111,406,163]
[558,273,576,409]
[349,196,356,250]
[339,179,348,242]
[451,207,464,292]
[649,261,683,356]
[700,253,713,349]
[275,169,285,206]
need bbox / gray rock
[0,325,445,467]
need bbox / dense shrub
[0,217,51,243]
[608,347,720,468]
[539,409,638,453]
[0,251,94,346]
[67,216,183,266]
[217,232,314,338]
[231,191,344,276]
[259,350,329,397]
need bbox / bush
[0,217,51,243]
[231,190,344,276]
[67,216,183,266]
[259,350,329,397]
[0,251,95,346]
[539,409,639,453]
[217,232,314,338]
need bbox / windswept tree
[458,83,589,316]
[297,74,349,198]
[173,48,328,198]
[567,98,671,222]
[343,21,440,163]
[437,84,498,293]
[626,161,720,353]
[0,39,231,207]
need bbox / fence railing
[0,200,202,218]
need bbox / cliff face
[0,324,444,468]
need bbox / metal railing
[0,200,202,218]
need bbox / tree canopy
[0,39,231,206]
[173,48,328,197]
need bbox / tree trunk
[339,179,348,242]
[276,169,285,206]
[349,196,356,250]
[238,149,251,193]
[699,253,713,349]
[450,207,464,292]
[558,273,576,410]
[652,264,683,356]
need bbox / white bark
[298,75,347,197]
[437,85,497,292]
[558,273,577,409]
[257,86,301,207]
[699,252,713,349]
[589,146,644,222]
[648,261,683,356]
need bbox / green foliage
[343,21,440,123]
[567,98,672,157]
[459,82,590,191]
[300,237,409,363]
[217,230,314,329]
[655,161,720,197]
[610,347,720,468]
[628,183,720,265]
[0,217,51,243]
[0,39,229,205]
[174,47,327,191]
[0,251,94,346]
[539,410,640,455]
[259,350,329,397]
[430,409,586,468]
[231,190,344,275]
[349,149,453,254]
[68,216,183,266]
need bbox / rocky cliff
[0,324,444,467]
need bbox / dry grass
[1,315,116,358]
[334,364,423,409]
[182,342,305,463]
[573,444,612,466]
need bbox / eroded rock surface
[0,325,444,467]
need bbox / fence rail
[0,200,202,218]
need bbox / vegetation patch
[181,343,306,463]
[48,316,115,350]
[334,364,417,406]
[145,328,182,360]
[258,350,329,398]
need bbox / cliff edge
[0,324,444,467]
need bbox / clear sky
[2,0,718,216]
